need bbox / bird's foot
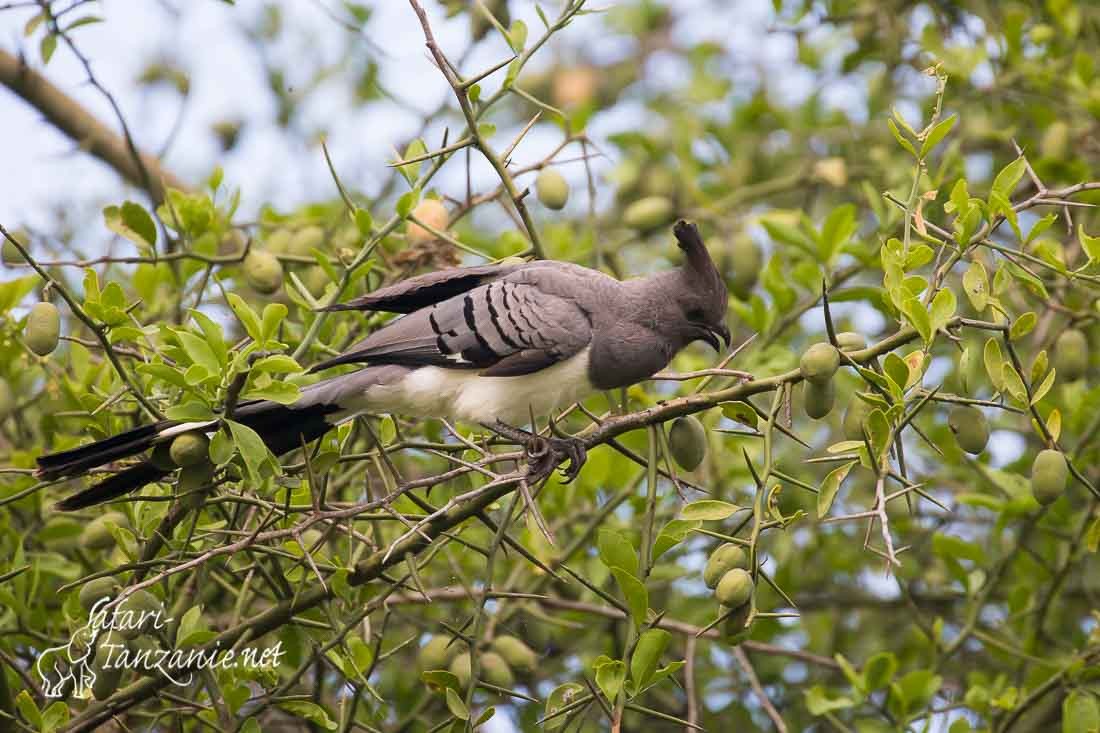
[490,421,588,484]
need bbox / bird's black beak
[699,324,732,352]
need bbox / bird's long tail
[41,366,408,511]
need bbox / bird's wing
[310,276,593,376]
[322,263,524,314]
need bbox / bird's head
[671,220,731,352]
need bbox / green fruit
[1054,329,1089,381]
[728,236,762,299]
[623,196,675,232]
[169,432,210,468]
[149,443,177,471]
[843,396,874,441]
[79,512,128,551]
[715,568,754,608]
[800,342,840,384]
[536,169,570,210]
[126,634,161,675]
[25,301,60,356]
[1032,449,1069,505]
[836,332,867,352]
[264,228,293,254]
[804,379,835,420]
[91,631,124,700]
[480,651,515,689]
[668,416,707,471]
[720,602,753,643]
[302,266,329,297]
[419,635,460,670]
[948,406,990,455]
[79,577,119,611]
[450,652,472,689]
[2,230,27,264]
[243,250,284,294]
[117,590,161,639]
[177,462,216,509]
[703,543,749,589]
[490,635,537,674]
[288,225,325,257]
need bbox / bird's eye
[686,307,705,322]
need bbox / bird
[39,220,730,511]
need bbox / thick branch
[0,48,188,204]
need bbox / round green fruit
[804,379,835,420]
[479,651,515,689]
[2,230,27,264]
[117,590,161,639]
[836,332,867,352]
[79,512,128,551]
[843,397,874,441]
[449,652,472,689]
[169,432,210,468]
[948,406,990,455]
[79,577,119,611]
[668,416,707,471]
[25,301,60,356]
[264,228,293,255]
[715,568,754,608]
[728,236,762,299]
[1054,329,1089,381]
[149,443,177,471]
[800,342,840,384]
[419,635,460,670]
[490,635,537,674]
[703,543,749,589]
[91,631,125,700]
[623,196,675,232]
[243,250,284,294]
[288,225,325,257]
[1031,449,1068,506]
[535,169,570,210]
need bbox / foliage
[3,1,1100,731]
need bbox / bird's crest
[673,220,724,294]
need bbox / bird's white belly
[365,348,595,426]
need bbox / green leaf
[252,355,302,374]
[597,530,638,578]
[227,419,272,481]
[1064,691,1100,733]
[227,292,263,342]
[398,139,426,186]
[260,303,288,343]
[919,114,956,158]
[652,519,700,560]
[1009,312,1036,341]
[444,688,469,720]
[863,652,897,692]
[506,19,528,53]
[1079,224,1100,263]
[396,188,421,218]
[817,461,856,518]
[721,402,758,428]
[610,567,648,628]
[984,338,1005,392]
[991,156,1027,199]
[14,690,40,728]
[887,118,917,157]
[819,204,857,262]
[804,685,856,716]
[41,701,69,732]
[594,659,626,701]
[932,533,984,564]
[901,298,931,343]
[104,201,158,252]
[277,701,337,730]
[1031,368,1056,405]
[40,33,57,64]
[929,288,956,334]
[354,208,373,238]
[679,500,739,521]
[176,331,220,375]
[165,401,215,421]
[962,261,989,312]
[544,683,585,731]
[1001,364,1028,405]
[630,628,670,689]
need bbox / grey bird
[42,220,730,510]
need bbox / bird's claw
[525,435,586,484]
